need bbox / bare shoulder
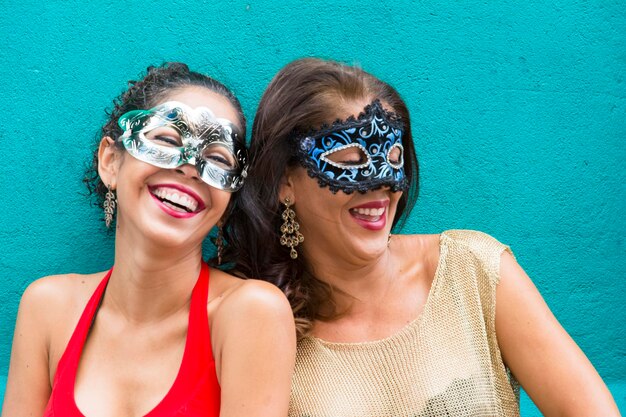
[21,272,104,317]
[18,272,106,349]
[391,233,441,253]
[8,271,107,390]
[391,233,442,271]
[208,269,296,372]
[209,268,292,321]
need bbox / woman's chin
[337,235,390,263]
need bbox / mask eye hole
[202,144,237,170]
[144,126,182,147]
[321,144,370,169]
[387,144,404,169]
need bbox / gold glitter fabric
[289,230,520,417]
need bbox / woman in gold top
[226,58,619,416]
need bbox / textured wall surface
[0,0,624,413]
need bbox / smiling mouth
[349,207,385,222]
[150,186,200,213]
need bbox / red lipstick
[349,200,389,231]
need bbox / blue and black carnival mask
[295,100,408,194]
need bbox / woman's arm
[2,280,54,416]
[495,251,619,416]
[214,280,296,417]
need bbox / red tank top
[43,262,220,416]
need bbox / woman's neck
[304,234,439,318]
[103,226,204,324]
[305,245,398,315]
[307,234,441,342]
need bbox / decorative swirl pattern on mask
[117,101,248,192]
[296,100,408,194]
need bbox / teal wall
[1,0,624,413]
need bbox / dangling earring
[104,184,116,228]
[215,222,224,265]
[279,197,304,259]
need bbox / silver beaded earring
[104,184,117,228]
[215,222,225,265]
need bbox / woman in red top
[2,63,296,417]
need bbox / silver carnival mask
[117,101,247,192]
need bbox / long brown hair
[225,58,419,338]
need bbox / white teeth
[151,187,199,212]
[353,207,385,216]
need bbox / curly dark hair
[84,62,246,215]
[224,58,419,339]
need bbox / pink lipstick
[148,183,206,219]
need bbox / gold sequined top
[289,230,520,417]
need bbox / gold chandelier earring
[279,197,304,259]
